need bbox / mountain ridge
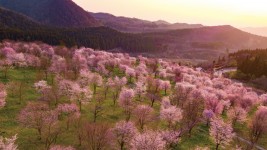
[90,12,204,33]
[0,0,101,27]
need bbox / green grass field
[0,68,266,150]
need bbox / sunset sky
[73,0,267,27]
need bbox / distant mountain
[90,12,203,33]
[0,0,101,27]
[0,7,154,52]
[143,25,267,60]
[241,27,267,37]
[1,6,267,61]
[0,7,41,30]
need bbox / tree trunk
[4,67,8,79]
[79,101,82,111]
[38,128,42,140]
[216,143,220,150]
[93,85,97,95]
[151,99,155,107]
[120,142,124,150]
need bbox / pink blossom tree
[34,80,51,99]
[182,96,204,136]
[0,134,18,150]
[0,59,12,79]
[102,78,114,99]
[227,106,247,126]
[18,102,58,140]
[131,130,166,150]
[204,95,224,115]
[112,76,127,105]
[160,80,171,95]
[49,56,67,77]
[57,103,80,129]
[118,88,135,121]
[70,52,87,79]
[259,94,267,106]
[125,67,136,83]
[83,122,114,150]
[248,106,267,149]
[160,99,183,128]
[171,82,196,107]
[134,81,147,101]
[113,121,137,150]
[161,130,181,148]
[133,105,154,130]
[90,73,103,95]
[70,83,92,111]
[203,109,214,126]
[209,117,235,150]
[59,79,92,111]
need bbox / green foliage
[230,49,267,78]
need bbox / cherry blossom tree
[160,99,183,128]
[90,73,103,94]
[182,97,204,136]
[18,102,58,140]
[70,84,92,111]
[131,130,166,150]
[59,79,92,111]
[171,82,196,107]
[161,130,181,148]
[103,78,114,99]
[227,106,247,126]
[112,76,127,105]
[259,94,267,106]
[49,56,67,77]
[133,105,154,130]
[83,123,114,150]
[204,94,224,115]
[146,92,160,107]
[57,103,80,129]
[113,121,137,150]
[118,88,135,121]
[160,80,171,95]
[70,51,87,79]
[0,59,12,79]
[203,109,214,126]
[248,106,267,149]
[134,81,147,101]
[125,67,136,83]
[34,80,51,99]
[0,134,18,150]
[209,117,234,150]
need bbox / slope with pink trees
[0,41,266,149]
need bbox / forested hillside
[0,7,155,53]
[0,0,100,27]
[230,49,267,77]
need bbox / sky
[73,0,267,27]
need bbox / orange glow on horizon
[73,0,267,27]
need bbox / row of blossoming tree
[0,41,266,150]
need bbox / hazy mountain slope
[143,25,267,60]
[1,6,267,61]
[0,7,154,52]
[91,12,203,33]
[0,0,101,27]
[0,7,42,30]
[241,27,267,37]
